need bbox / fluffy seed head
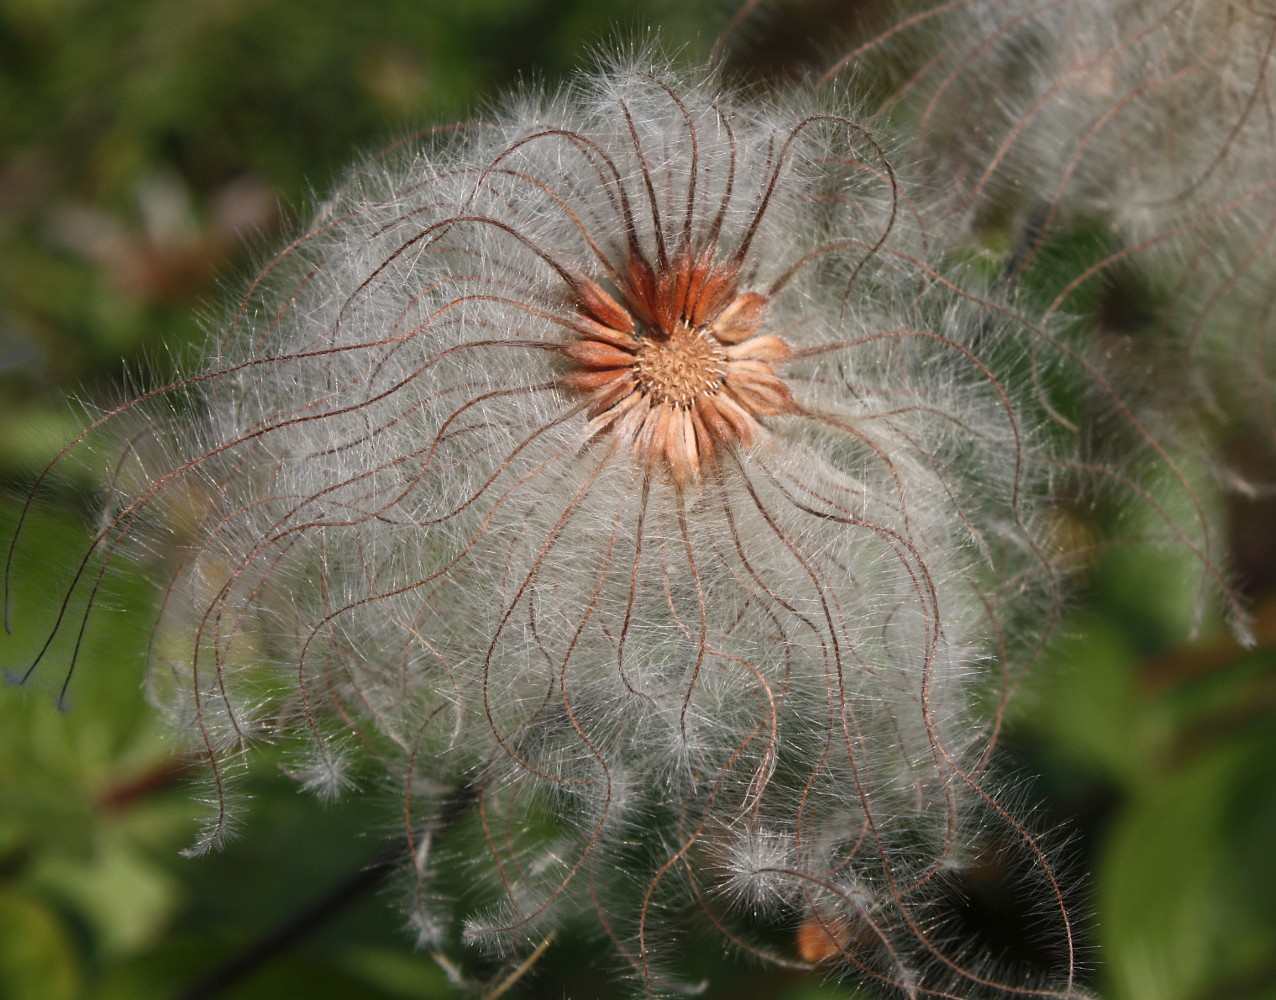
[10,53,1093,998]
[790,0,1258,636]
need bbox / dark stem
[178,785,477,999]
[177,846,401,1000]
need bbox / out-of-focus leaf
[1100,724,1276,1000]
[28,829,180,958]
[0,890,82,1000]
[338,946,455,998]
[0,499,179,843]
[1013,611,1152,787]
[89,931,448,1000]
[1221,719,1276,940]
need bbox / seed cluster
[8,55,1124,1000]
[560,257,795,484]
[631,324,727,408]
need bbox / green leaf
[0,890,82,1000]
[1099,727,1276,1000]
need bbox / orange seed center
[632,325,727,409]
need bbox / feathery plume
[8,54,1092,996]
[827,0,1276,450]
[736,0,1260,637]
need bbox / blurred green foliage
[2,1,1275,998]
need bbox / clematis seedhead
[9,52,1094,997]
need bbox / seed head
[788,0,1259,637]
[10,53,1089,998]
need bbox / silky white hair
[12,51,1117,998]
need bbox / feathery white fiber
[820,0,1276,470]
[11,54,1095,997]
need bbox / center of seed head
[631,325,727,409]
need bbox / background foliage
[2,1,1274,997]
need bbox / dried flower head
[804,0,1275,238]
[817,0,1276,448]
[714,0,1255,642]
[10,55,1091,997]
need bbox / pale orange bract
[562,254,794,484]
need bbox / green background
[2,1,1274,997]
